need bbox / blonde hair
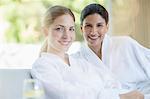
[40,5,75,56]
[42,5,75,28]
[39,38,48,55]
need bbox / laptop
[0,69,31,99]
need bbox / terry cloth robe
[79,35,150,98]
[31,52,124,99]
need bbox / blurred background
[0,0,150,67]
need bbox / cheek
[84,28,91,35]
[52,31,62,39]
[82,33,88,41]
[82,30,88,37]
[98,28,107,35]
[72,34,75,40]
[70,32,75,41]
[48,33,59,43]
[103,27,108,34]
[81,27,88,38]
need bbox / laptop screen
[0,69,31,99]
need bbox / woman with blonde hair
[32,5,144,99]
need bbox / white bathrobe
[79,35,150,98]
[31,52,126,99]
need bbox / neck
[47,46,69,65]
[89,44,102,59]
[47,46,65,58]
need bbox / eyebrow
[55,25,65,28]
[85,22,105,24]
[97,22,105,24]
[55,24,75,28]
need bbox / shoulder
[33,54,50,65]
[112,36,133,43]
[70,52,81,58]
[67,41,81,54]
[111,36,138,48]
[31,53,60,78]
[70,52,93,67]
[32,53,55,69]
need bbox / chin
[89,42,101,48]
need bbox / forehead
[83,13,106,24]
[52,14,75,26]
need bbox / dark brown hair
[80,3,109,25]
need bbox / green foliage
[0,0,108,43]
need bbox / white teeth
[89,36,98,40]
[59,41,70,45]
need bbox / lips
[88,36,99,40]
[58,41,71,46]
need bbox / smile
[88,36,99,40]
[58,41,71,46]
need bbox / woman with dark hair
[79,3,150,99]
[32,5,126,99]
[37,4,147,99]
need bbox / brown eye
[69,27,75,32]
[97,24,103,27]
[55,28,61,30]
[85,24,92,27]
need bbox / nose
[62,30,70,39]
[90,27,97,35]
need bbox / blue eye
[55,27,64,32]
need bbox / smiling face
[45,14,75,53]
[81,13,108,50]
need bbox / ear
[107,24,109,30]
[105,24,109,32]
[80,25,83,34]
[42,27,49,37]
